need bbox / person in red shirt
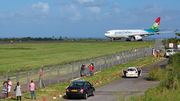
[160,51,162,58]
[91,63,94,75]
[88,64,93,77]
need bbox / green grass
[0,42,154,75]
[1,54,163,101]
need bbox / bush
[148,65,167,81]
[168,53,180,71]
[166,73,179,89]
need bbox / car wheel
[91,90,95,96]
[84,93,88,99]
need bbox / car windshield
[127,69,135,71]
[167,50,172,52]
[69,82,84,87]
[173,50,179,52]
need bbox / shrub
[166,73,179,89]
[148,65,167,81]
[168,53,180,71]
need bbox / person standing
[8,79,12,98]
[81,65,85,77]
[15,82,21,100]
[88,64,93,77]
[157,51,159,57]
[160,51,162,58]
[145,52,147,57]
[91,63,94,75]
[2,81,8,99]
[29,80,36,99]
[154,51,156,57]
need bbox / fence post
[127,50,128,62]
[124,50,126,63]
[108,54,110,68]
[6,70,11,81]
[39,65,44,88]
[126,50,127,62]
[130,49,132,61]
[57,62,61,84]
[127,50,129,62]
[16,68,21,83]
[121,51,124,64]
[78,59,82,78]
[116,52,118,65]
[112,53,113,67]
[67,61,70,82]
[27,67,32,92]
[95,56,97,72]
[119,51,121,64]
[105,54,107,69]
[136,48,138,59]
[72,60,75,80]
[90,56,93,63]
[123,51,125,63]
[100,55,102,71]
[49,63,53,86]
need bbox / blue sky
[0,0,180,39]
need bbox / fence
[0,47,153,97]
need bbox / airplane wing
[148,29,178,35]
[156,31,174,34]
[158,28,170,31]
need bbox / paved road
[65,59,168,101]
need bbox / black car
[66,81,95,99]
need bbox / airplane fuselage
[105,29,155,38]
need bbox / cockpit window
[106,32,110,34]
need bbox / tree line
[0,36,107,42]
[162,33,180,49]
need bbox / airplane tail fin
[149,17,161,31]
[174,29,178,32]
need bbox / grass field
[0,42,154,75]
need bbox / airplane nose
[104,33,109,37]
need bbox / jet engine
[133,35,142,41]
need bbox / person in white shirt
[8,79,12,98]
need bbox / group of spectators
[154,50,161,57]
[81,62,94,77]
[2,79,36,100]
[2,79,12,99]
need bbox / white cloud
[52,1,68,5]
[32,2,49,13]
[0,13,5,19]
[111,3,120,9]
[83,1,108,7]
[14,2,50,19]
[87,7,101,13]
[77,0,94,4]
[58,4,82,21]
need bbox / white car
[165,49,179,57]
[122,67,142,78]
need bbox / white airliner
[104,17,177,41]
